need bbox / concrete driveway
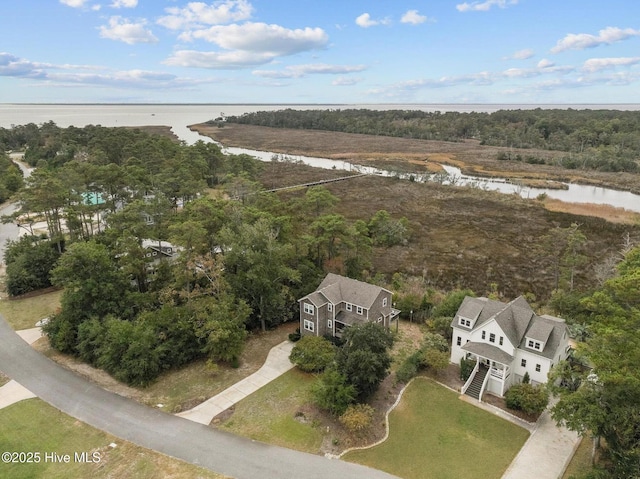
[0,316,397,479]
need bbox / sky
[1,0,640,104]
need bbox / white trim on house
[450,295,570,397]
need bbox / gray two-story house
[298,273,400,338]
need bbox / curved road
[0,317,397,479]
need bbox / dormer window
[527,339,543,351]
[356,306,363,315]
[458,317,471,327]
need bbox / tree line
[223,108,640,173]
[2,122,411,386]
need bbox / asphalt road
[0,317,398,479]
[0,202,19,263]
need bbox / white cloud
[456,0,518,12]
[110,0,137,8]
[583,57,640,73]
[60,0,89,7]
[509,49,534,60]
[333,77,361,86]
[401,10,427,25]
[99,17,158,44]
[158,0,253,30]
[253,63,366,79]
[537,58,555,68]
[0,52,208,90]
[182,22,327,54]
[355,13,390,28]
[164,49,275,69]
[551,27,640,54]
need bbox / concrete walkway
[177,340,295,424]
[460,393,581,479]
[502,402,581,479]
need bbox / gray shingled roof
[313,273,390,310]
[522,314,567,360]
[462,342,514,365]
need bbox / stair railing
[461,358,479,395]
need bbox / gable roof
[453,295,568,360]
[300,273,390,310]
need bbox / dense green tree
[289,336,336,372]
[3,237,60,296]
[551,246,640,477]
[336,323,394,399]
[312,367,356,415]
[220,216,300,331]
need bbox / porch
[461,342,513,397]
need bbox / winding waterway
[1,104,640,212]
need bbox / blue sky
[1,0,640,103]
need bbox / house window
[328,320,333,329]
[328,303,333,312]
[521,359,527,367]
[378,316,383,323]
[527,339,542,351]
[535,364,541,372]
[346,303,352,312]
[382,297,388,307]
[499,336,503,346]
[458,318,471,327]
[482,331,486,340]
[356,306,363,315]
[456,337,461,346]
[303,303,315,315]
[489,333,496,343]
[304,319,314,332]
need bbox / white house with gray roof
[298,273,400,338]
[451,296,570,398]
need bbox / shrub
[339,404,375,434]
[396,351,422,384]
[423,349,450,374]
[312,368,356,415]
[431,289,475,318]
[505,383,549,415]
[288,327,301,342]
[289,336,336,372]
[460,357,475,381]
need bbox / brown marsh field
[194,123,640,301]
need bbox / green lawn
[219,368,324,453]
[344,378,530,479]
[0,399,225,479]
[0,289,62,330]
[562,436,591,479]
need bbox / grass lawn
[344,378,530,479]
[219,368,324,453]
[562,436,591,479]
[0,289,62,331]
[0,399,226,479]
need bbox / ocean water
[2,103,640,145]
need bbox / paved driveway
[0,316,397,479]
